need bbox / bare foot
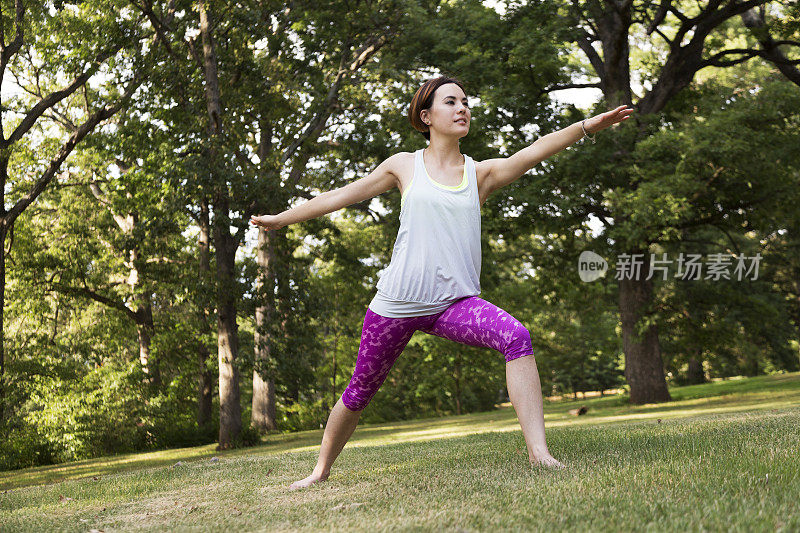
[531,454,567,469]
[289,472,329,490]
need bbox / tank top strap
[414,148,425,182]
[465,153,475,189]
[464,153,478,207]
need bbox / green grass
[2,372,799,531]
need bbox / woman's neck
[425,138,463,167]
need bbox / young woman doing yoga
[250,76,633,490]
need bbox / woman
[250,76,633,489]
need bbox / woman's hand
[249,214,285,231]
[584,104,634,134]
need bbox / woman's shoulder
[385,151,416,164]
[393,150,416,160]
[385,151,416,175]
[472,156,491,179]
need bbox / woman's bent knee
[504,325,534,362]
[341,389,370,412]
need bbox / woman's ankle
[312,466,330,479]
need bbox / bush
[234,424,263,448]
[278,397,329,432]
[3,359,219,470]
[0,425,56,471]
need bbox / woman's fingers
[603,106,634,126]
[587,105,633,133]
[250,215,267,227]
[250,214,282,230]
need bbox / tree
[562,0,800,403]
[0,0,155,421]
[453,0,800,403]
[136,0,414,445]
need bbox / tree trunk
[88,179,161,384]
[618,251,672,404]
[197,343,214,427]
[743,355,760,377]
[0,224,5,424]
[252,228,277,432]
[130,240,159,386]
[453,352,462,416]
[197,199,214,428]
[686,354,706,385]
[214,215,242,448]
[271,229,296,404]
[199,0,241,448]
[135,297,160,386]
[136,320,152,379]
[331,319,338,411]
[599,33,670,405]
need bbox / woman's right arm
[250,153,403,230]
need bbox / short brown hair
[408,76,466,141]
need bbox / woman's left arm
[480,105,634,196]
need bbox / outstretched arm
[480,105,633,197]
[250,153,402,230]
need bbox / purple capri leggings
[340,295,534,411]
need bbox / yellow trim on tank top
[401,177,413,207]
[402,155,468,207]
[423,156,468,191]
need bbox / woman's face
[421,83,470,139]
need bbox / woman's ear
[420,110,430,126]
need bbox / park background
[2,0,800,473]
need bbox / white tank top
[368,148,481,317]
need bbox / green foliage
[232,424,262,449]
[0,426,56,471]
[5,0,800,474]
[276,397,330,433]
[1,357,219,471]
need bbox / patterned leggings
[341,295,534,411]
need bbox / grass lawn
[1,372,799,531]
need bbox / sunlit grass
[2,372,799,490]
[1,372,799,531]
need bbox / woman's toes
[289,474,328,490]
[531,456,567,469]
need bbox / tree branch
[54,282,137,322]
[700,47,800,68]
[740,6,800,86]
[637,0,767,115]
[645,0,672,36]
[5,69,145,225]
[3,43,125,147]
[134,0,179,59]
[574,29,606,84]
[0,0,25,70]
[87,179,135,233]
[279,33,389,170]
